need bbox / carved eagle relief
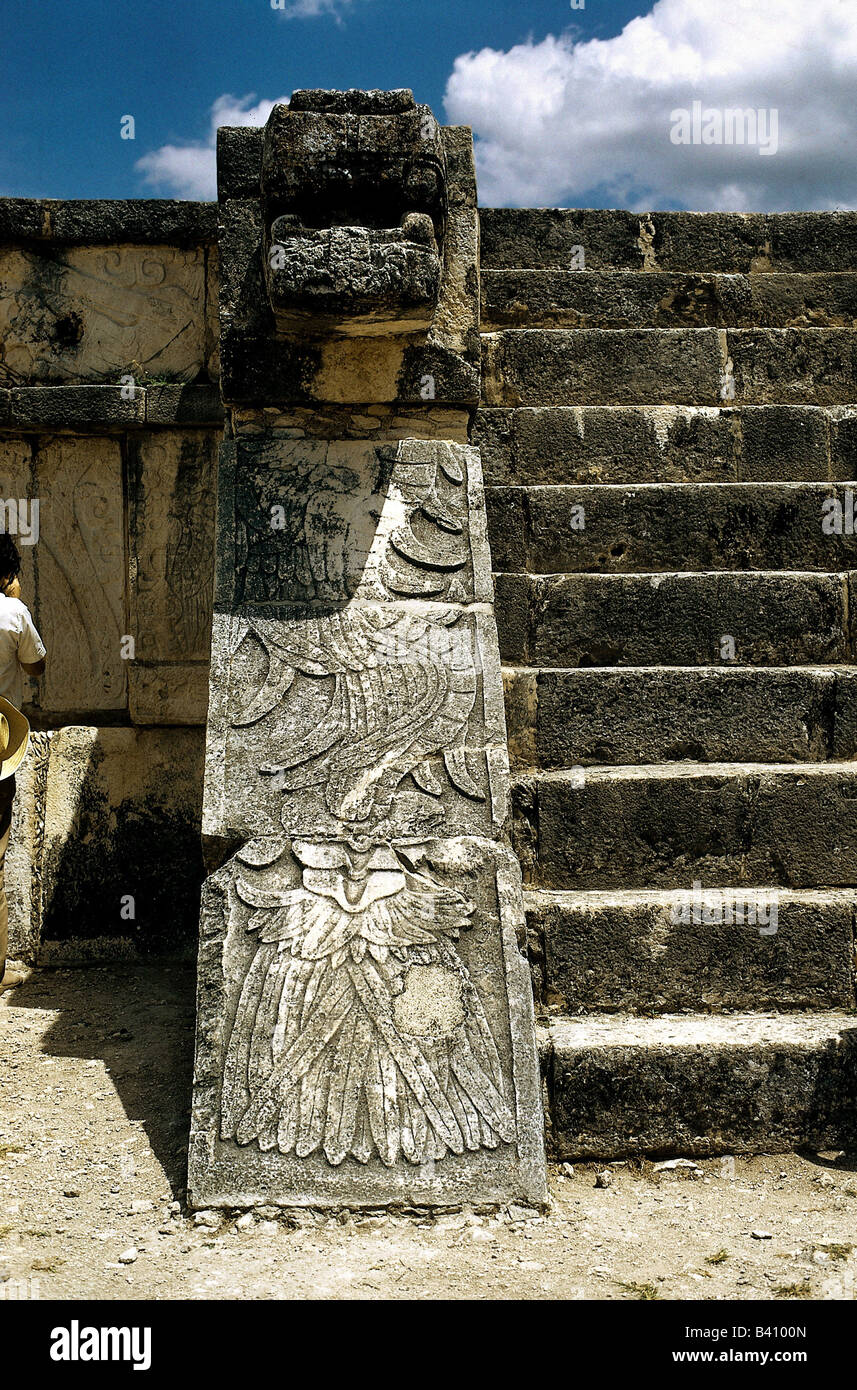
[220,432,509,1169]
[232,606,484,828]
[220,841,516,1166]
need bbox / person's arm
[8,580,47,679]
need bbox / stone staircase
[477,209,857,1160]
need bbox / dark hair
[0,534,21,592]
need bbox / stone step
[482,270,857,331]
[503,667,857,768]
[542,1012,857,1159]
[512,762,857,891]
[475,405,857,486]
[479,209,857,274]
[527,888,856,1014]
[482,329,857,408]
[495,571,850,668]
[487,483,857,575]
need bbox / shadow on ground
[6,963,196,1196]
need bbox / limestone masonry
[1,91,857,1175]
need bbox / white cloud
[271,0,355,18]
[136,94,289,200]
[443,0,857,210]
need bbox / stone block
[738,405,832,481]
[144,385,223,426]
[39,726,205,950]
[509,572,848,668]
[128,663,210,726]
[220,437,492,608]
[531,888,856,1013]
[514,763,857,890]
[9,385,146,429]
[189,835,546,1209]
[524,667,851,767]
[5,731,51,964]
[728,328,857,405]
[482,270,857,331]
[216,129,264,200]
[128,431,217,665]
[494,482,857,574]
[0,245,206,385]
[0,198,216,247]
[204,605,509,843]
[546,1013,857,1159]
[482,329,723,407]
[478,209,643,271]
[829,407,857,482]
[32,435,127,714]
[479,405,741,485]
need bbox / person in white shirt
[0,535,46,991]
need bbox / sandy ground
[1,963,855,1302]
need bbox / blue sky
[1,0,640,199]
[2,0,856,211]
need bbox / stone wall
[0,200,221,960]
[3,198,856,971]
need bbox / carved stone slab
[0,246,206,386]
[128,431,217,664]
[190,94,546,1210]
[189,835,545,1208]
[226,437,493,607]
[191,436,546,1207]
[201,439,508,842]
[204,604,510,841]
[33,436,127,714]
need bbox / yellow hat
[0,696,30,780]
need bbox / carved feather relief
[232,607,484,826]
[220,841,516,1166]
[219,432,509,1170]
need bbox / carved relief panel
[190,93,545,1211]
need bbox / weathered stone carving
[218,90,481,407]
[33,436,126,713]
[234,439,483,605]
[128,433,217,664]
[234,609,483,822]
[189,92,546,1210]
[0,247,206,385]
[261,91,446,336]
[219,837,515,1167]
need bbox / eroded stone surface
[32,435,127,714]
[128,431,217,664]
[6,731,51,963]
[190,836,544,1207]
[190,95,545,1210]
[128,663,210,726]
[0,246,206,386]
[39,726,204,950]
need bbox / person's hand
[2,577,21,599]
